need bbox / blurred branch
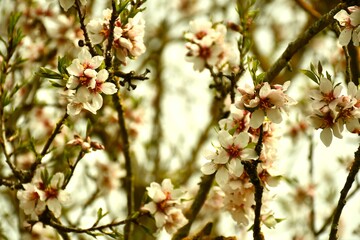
[263,2,349,83]
[112,83,134,240]
[294,0,321,19]
[329,145,360,240]
[343,44,359,86]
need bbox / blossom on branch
[334,6,360,46]
[309,78,360,146]
[17,169,70,219]
[65,48,117,115]
[141,179,188,234]
[87,9,146,64]
[236,81,296,129]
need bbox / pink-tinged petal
[97,69,109,82]
[67,102,83,116]
[84,68,97,78]
[78,48,92,63]
[90,56,104,69]
[161,179,174,193]
[259,82,271,98]
[215,149,229,164]
[203,149,217,160]
[339,28,352,46]
[154,212,167,228]
[201,162,217,175]
[319,78,333,94]
[320,128,332,147]
[241,148,258,160]
[233,132,249,148]
[250,109,264,129]
[47,198,61,218]
[142,202,157,214]
[215,166,229,186]
[228,159,243,177]
[76,87,90,103]
[101,82,117,95]
[59,0,75,11]
[67,60,83,76]
[332,123,343,139]
[334,10,350,26]
[333,85,343,98]
[350,11,360,26]
[66,76,80,89]
[218,130,232,148]
[267,108,282,124]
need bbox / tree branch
[263,2,349,83]
[329,145,360,240]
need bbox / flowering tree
[0,0,360,239]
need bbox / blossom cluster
[334,6,360,46]
[184,19,238,72]
[87,9,146,64]
[141,179,188,234]
[309,78,360,146]
[66,48,117,116]
[200,79,294,226]
[17,169,69,220]
[236,81,296,129]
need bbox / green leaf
[7,12,22,36]
[57,56,71,75]
[299,69,319,84]
[37,67,63,80]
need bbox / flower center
[227,145,241,159]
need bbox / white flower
[17,183,46,220]
[201,131,257,186]
[66,48,104,90]
[39,172,70,218]
[141,179,187,233]
[334,7,360,46]
[236,81,296,128]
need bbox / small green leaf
[37,67,63,80]
[299,69,319,84]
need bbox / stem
[329,145,360,240]
[48,214,139,234]
[343,44,359,85]
[25,112,68,182]
[308,136,316,234]
[243,125,264,240]
[104,0,118,69]
[263,2,349,83]
[74,0,97,56]
[112,89,134,240]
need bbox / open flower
[201,131,257,186]
[141,179,187,233]
[334,7,360,46]
[236,81,296,128]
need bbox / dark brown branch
[263,2,349,83]
[343,44,359,86]
[329,145,360,240]
[104,0,118,69]
[74,0,97,56]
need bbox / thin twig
[329,145,360,240]
[263,2,349,83]
[308,135,316,234]
[74,0,96,55]
[294,0,321,19]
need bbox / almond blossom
[309,78,360,146]
[334,6,360,46]
[236,81,296,129]
[141,179,187,234]
[185,19,234,71]
[17,169,70,219]
[86,10,146,64]
[201,130,257,186]
[65,48,117,115]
